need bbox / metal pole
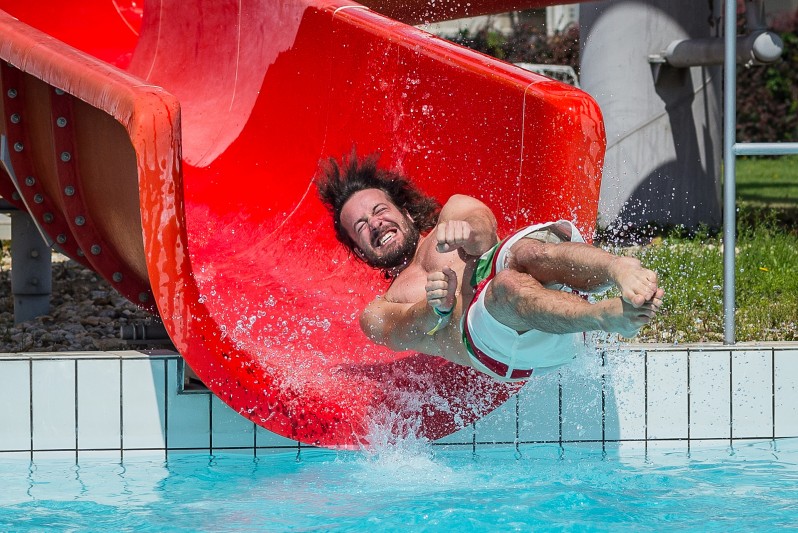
[10,211,52,323]
[723,0,737,344]
[734,142,798,156]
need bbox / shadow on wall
[606,63,722,236]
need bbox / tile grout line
[729,350,734,446]
[163,359,169,456]
[601,350,606,454]
[557,372,563,451]
[771,348,776,440]
[644,349,649,457]
[208,389,214,455]
[74,358,79,462]
[686,349,691,455]
[515,392,520,455]
[120,357,125,461]
[28,358,33,461]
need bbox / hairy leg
[484,270,662,337]
[506,238,660,307]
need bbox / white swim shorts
[462,220,586,382]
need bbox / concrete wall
[581,0,723,232]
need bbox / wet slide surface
[0,0,605,447]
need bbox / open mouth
[374,228,397,248]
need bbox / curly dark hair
[315,151,440,252]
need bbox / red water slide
[0,0,605,447]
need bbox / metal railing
[722,0,798,344]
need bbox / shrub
[736,9,798,142]
[447,10,798,143]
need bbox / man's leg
[483,269,660,337]
[506,238,660,307]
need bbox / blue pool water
[2,439,798,531]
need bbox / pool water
[2,439,798,531]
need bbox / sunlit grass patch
[736,155,798,206]
[629,217,798,343]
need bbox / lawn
[736,155,798,207]
[624,154,798,343]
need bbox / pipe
[734,142,798,156]
[723,0,737,345]
[119,321,170,341]
[657,30,783,67]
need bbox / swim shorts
[462,221,586,382]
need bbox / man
[316,153,664,381]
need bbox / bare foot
[609,256,660,308]
[598,291,664,337]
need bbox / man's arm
[360,296,450,353]
[435,195,498,256]
[360,266,459,353]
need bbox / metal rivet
[112,272,123,282]
[75,215,85,226]
[30,277,39,286]
[138,292,150,302]
[54,88,65,95]
[7,88,17,98]
[33,194,43,204]
[90,244,101,255]
[30,249,39,258]
[60,151,71,162]
[11,192,20,200]
[24,176,35,186]
[43,213,54,223]
[56,117,67,127]
[56,234,67,244]
[10,113,20,124]
[13,142,23,152]
[64,185,75,196]
[76,249,84,257]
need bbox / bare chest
[383,234,472,304]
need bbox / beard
[360,221,420,272]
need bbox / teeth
[380,231,395,246]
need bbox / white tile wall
[474,393,517,443]
[0,346,796,457]
[518,371,560,442]
[255,423,303,448]
[211,396,257,449]
[689,350,731,440]
[77,359,121,450]
[775,349,798,438]
[166,359,211,450]
[646,351,688,440]
[732,350,773,438]
[0,360,30,452]
[560,366,604,442]
[121,358,166,450]
[435,422,474,445]
[32,359,76,451]
[604,348,646,441]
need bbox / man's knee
[485,270,543,311]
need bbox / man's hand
[425,267,458,313]
[435,220,475,254]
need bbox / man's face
[339,189,420,270]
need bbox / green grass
[736,155,798,206]
[618,156,798,343]
[632,218,798,343]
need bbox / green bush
[736,9,798,142]
[447,10,798,144]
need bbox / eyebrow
[354,203,388,231]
